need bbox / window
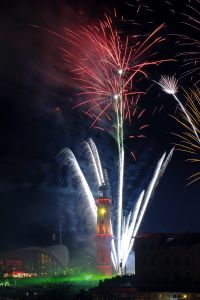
[149,257,155,265]
[164,272,169,282]
[174,257,180,266]
[164,257,170,266]
[184,257,190,266]
[150,243,154,250]
[174,272,180,282]
[142,257,147,265]
[185,272,191,282]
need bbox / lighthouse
[96,184,112,275]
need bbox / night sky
[0,0,199,261]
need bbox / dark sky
[0,0,199,259]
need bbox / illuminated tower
[96,184,112,275]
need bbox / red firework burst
[60,14,169,133]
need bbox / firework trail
[155,75,200,145]
[171,87,200,184]
[110,220,118,271]
[124,0,200,84]
[121,148,174,269]
[60,14,170,265]
[157,147,174,179]
[58,139,173,272]
[57,148,97,224]
[120,190,144,268]
[87,138,105,185]
[82,139,104,188]
[177,0,200,84]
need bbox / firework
[176,0,200,84]
[81,139,104,188]
[158,75,178,94]
[121,148,174,269]
[58,139,173,272]
[57,147,97,224]
[172,87,200,184]
[61,14,170,269]
[155,75,200,145]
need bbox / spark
[61,15,169,136]
[121,149,174,269]
[81,141,102,187]
[176,1,200,83]
[113,94,119,100]
[158,75,178,94]
[171,88,200,184]
[58,139,173,272]
[59,14,171,273]
[57,148,97,223]
[155,75,200,145]
[87,138,105,185]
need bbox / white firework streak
[111,252,117,273]
[110,220,118,272]
[155,75,200,145]
[122,149,173,268]
[158,75,178,94]
[158,147,174,179]
[134,152,166,236]
[59,140,173,273]
[125,212,132,238]
[120,190,145,266]
[82,141,102,187]
[117,147,124,266]
[58,148,97,222]
[87,138,105,185]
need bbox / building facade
[0,244,69,277]
[135,232,200,290]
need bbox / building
[92,286,200,300]
[135,232,200,291]
[91,233,200,299]
[0,244,69,277]
[91,275,200,300]
[0,259,21,274]
[96,184,112,275]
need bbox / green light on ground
[0,273,113,289]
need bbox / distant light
[183,295,187,299]
[55,107,61,112]
[118,69,123,75]
[114,94,119,100]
